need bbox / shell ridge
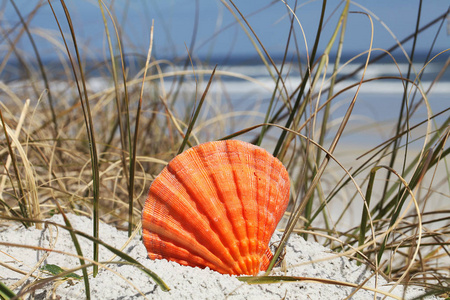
[262,150,276,255]
[262,156,280,249]
[260,155,289,271]
[186,143,248,273]
[198,142,247,274]
[224,141,251,272]
[255,149,268,254]
[250,146,260,271]
[142,140,291,276]
[228,141,260,272]
[143,230,231,273]
[145,155,237,273]
[165,154,239,270]
[240,142,258,272]
[142,202,227,271]
[273,159,290,220]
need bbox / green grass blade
[97,0,130,189]
[97,0,136,236]
[177,66,217,154]
[48,0,101,277]
[0,280,16,300]
[256,6,297,146]
[317,0,350,162]
[302,1,350,236]
[377,148,433,264]
[19,261,169,299]
[42,264,83,280]
[1,216,170,292]
[57,210,91,300]
[129,23,154,236]
[272,0,327,158]
[357,166,379,265]
[379,1,422,208]
[56,220,170,291]
[270,7,375,272]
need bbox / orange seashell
[141,140,290,275]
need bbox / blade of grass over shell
[177,65,217,154]
[48,0,101,277]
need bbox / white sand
[0,214,436,300]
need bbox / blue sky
[4,1,449,61]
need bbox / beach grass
[0,1,449,299]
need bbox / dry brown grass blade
[238,275,402,299]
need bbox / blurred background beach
[2,1,448,145]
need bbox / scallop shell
[142,140,290,275]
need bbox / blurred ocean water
[1,53,448,148]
